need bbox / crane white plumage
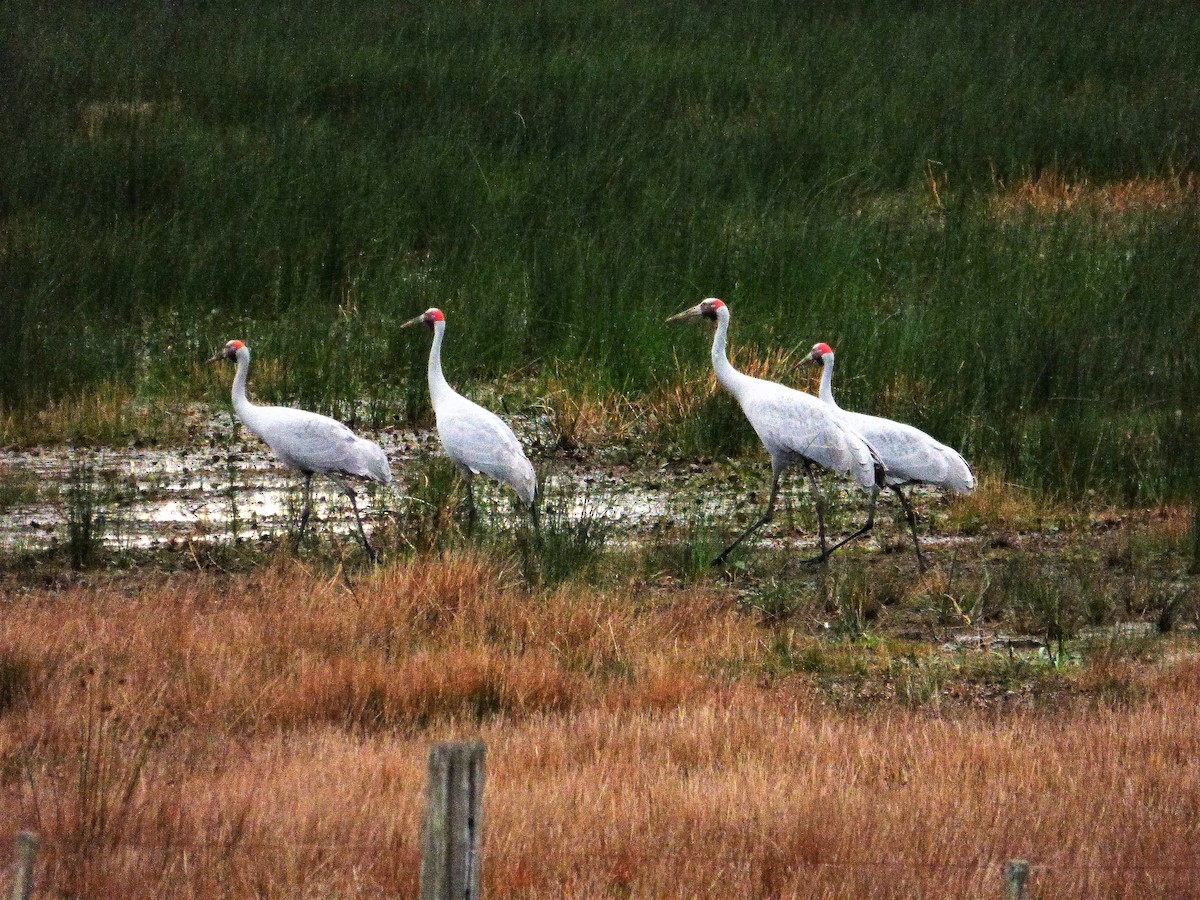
[667,299,885,566]
[401,308,538,530]
[210,339,392,561]
[804,342,974,570]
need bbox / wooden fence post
[1003,859,1030,900]
[9,832,38,900]
[419,740,486,900]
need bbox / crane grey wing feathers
[250,406,392,484]
[738,382,877,488]
[436,397,537,504]
[840,410,973,493]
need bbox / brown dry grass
[538,380,639,451]
[0,384,204,448]
[641,345,805,434]
[0,554,1197,897]
[990,172,1199,220]
[0,356,293,448]
[944,473,1081,534]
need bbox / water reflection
[0,436,941,555]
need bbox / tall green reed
[0,0,1197,501]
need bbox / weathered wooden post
[420,740,486,900]
[1002,859,1030,900]
[9,832,38,900]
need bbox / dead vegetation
[990,171,1199,219]
[0,546,1196,897]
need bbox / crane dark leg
[801,462,829,563]
[334,477,378,563]
[813,484,881,562]
[346,485,379,564]
[530,498,541,541]
[712,467,782,568]
[462,478,478,534]
[892,485,927,572]
[803,459,887,564]
[296,472,314,549]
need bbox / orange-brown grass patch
[734,345,807,386]
[538,380,638,451]
[1142,505,1196,541]
[206,352,290,403]
[990,171,1198,220]
[944,473,1080,534]
[0,384,198,448]
[0,555,1196,897]
[643,345,805,430]
[640,372,716,433]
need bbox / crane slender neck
[229,346,267,432]
[819,353,838,406]
[231,347,254,415]
[427,319,454,405]
[710,306,749,397]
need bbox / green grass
[1,0,1198,501]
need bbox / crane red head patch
[402,308,444,331]
[210,339,246,363]
[701,298,726,319]
[813,342,833,356]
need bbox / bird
[666,298,885,567]
[802,342,975,571]
[209,339,392,561]
[401,308,538,531]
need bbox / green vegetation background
[2,0,1198,502]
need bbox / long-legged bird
[401,308,538,531]
[667,299,884,566]
[210,339,392,561]
[804,342,974,570]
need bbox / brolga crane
[667,299,885,567]
[401,308,538,532]
[210,340,392,562]
[803,342,975,571]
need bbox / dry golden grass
[641,345,805,434]
[944,473,1081,533]
[990,172,1198,220]
[851,169,1198,232]
[0,384,202,448]
[521,343,815,453]
[538,380,640,451]
[640,372,716,434]
[0,351,352,448]
[0,554,1197,897]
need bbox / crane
[803,342,975,571]
[401,308,538,531]
[666,299,885,567]
[209,340,392,561]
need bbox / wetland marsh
[1,0,1198,895]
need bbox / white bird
[667,298,885,566]
[401,308,538,531]
[210,340,393,561]
[804,342,975,570]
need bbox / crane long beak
[207,351,224,363]
[400,313,426,329]
[666,304,704,324]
